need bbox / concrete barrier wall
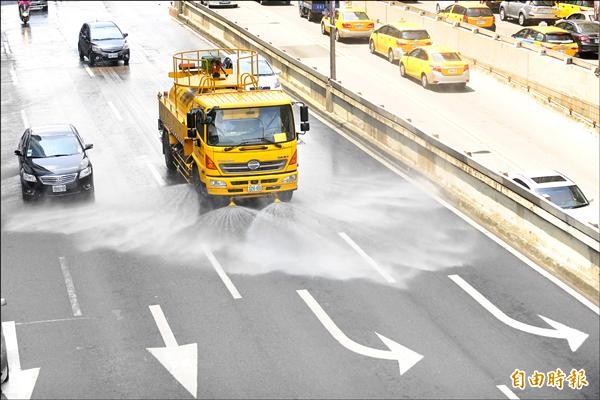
[177,1,599,304]
[356,1,599,126]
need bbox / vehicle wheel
[399,63,406,77]
[162,130,176,171]
[335,30,341,42]
[421,73,429,89]
[278,191,293,202]
[518,13,526,26]
[78,47,84,61]
[499,7,506,21]
[388,48,395,63]
[21,187,34,202]
[124,55,130,66]
[369,40,375,54]
[89,52,96,66]
[308,11,315,21]
[321,23,326,35]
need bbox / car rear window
[400,30,430,40]
[531,175,567,183]
[532,1,555,6]
[466,8,493,17]
[545,33,575,43]
[342,11,370,21]
[238,59,274,76]
[579,23,600,34]
[431,52,462,62]
[537,186,589,209]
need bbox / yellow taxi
[511,26,579,56]
[438,1,496,31]
[555,1,594,19]
[399,45,470,90]
[321,7,375,42]
[369,21,432,63]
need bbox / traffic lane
[211,1,599,202]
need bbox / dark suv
[78,21,130,66]
[14,124,95,201]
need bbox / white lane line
[497,384,520,399]
[202,244,242,299]
[84,65,95,78]
[147,162,166,186]
[107,100,123,121]
[338,232,395,283]
[21,109,28,128]
[317,114,599,315]
[10,67,19,85]
[149,304,179,347]
[16,317,91,326]
[59,256,82,317]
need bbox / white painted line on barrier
[107,100,123,121]
[147,162,166,186]
[20,109,28,128]
[59,256,82,317]
[84,65,95,78]
[202,244,242,299]
[338,232,395,283]
[317,114,599,315]
[497,385,520,400]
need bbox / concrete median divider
[355,1,599,127]
[175,1,599,305]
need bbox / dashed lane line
[59,256,82,317]
[84,65,95,78]
[497,384,520,399]
[202,244,242,300]
[107,100,123,121]
[338,232,395,283]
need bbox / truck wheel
[278,191,293,202]
[162,131,176,171]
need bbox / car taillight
[492,15,495,23]
[289,150,297,165]
[205,155,217,170]
[432,66,442,72]
[463,64,469,71]
[463,15,468,22]
[581,35,590,43]
[342,23,351,29]
[367,23,374,28]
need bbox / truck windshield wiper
[223,138,281,151]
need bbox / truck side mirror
[300,105,309,122]
[300,122,310,132]
[186,111,196,128]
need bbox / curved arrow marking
[147,305,197,398]
[449,275,588,352]
[1,321,40,400]
[297,290,423,376]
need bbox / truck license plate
[448,68,456,74]
[248,184,262,193]
[52,185,66,193]
[108,53,118,58]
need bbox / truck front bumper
[205,171,298,198]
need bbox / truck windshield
[207,105,294,147]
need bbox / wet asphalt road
[1,2,598,399]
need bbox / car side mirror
[541,194,552,201]
[0,298,6,306]
[14,149,22,156]
[123,32,128,38]
[84,144,94,150]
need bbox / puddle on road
[3,174,480,286]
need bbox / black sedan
[14,124,95,202]
[78,21,130,66]
[555,19,600,55]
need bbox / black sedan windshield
[27,134,83,158]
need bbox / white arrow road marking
[1,321,40,400]
[497,384,520,399]
[147,305,197,398]
[297,290,423,376]
[338,232,396,283]
[449,275,589,352]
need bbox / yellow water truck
[158,48,310,208]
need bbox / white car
[226,54,282,90]
[509,170,598,226]
[200,0,238,8]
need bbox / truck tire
[162,130,176,171]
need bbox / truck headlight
[282,175,296,183]
[22,170,36,183]
[210,179,226,187]
[79,166,92,178]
